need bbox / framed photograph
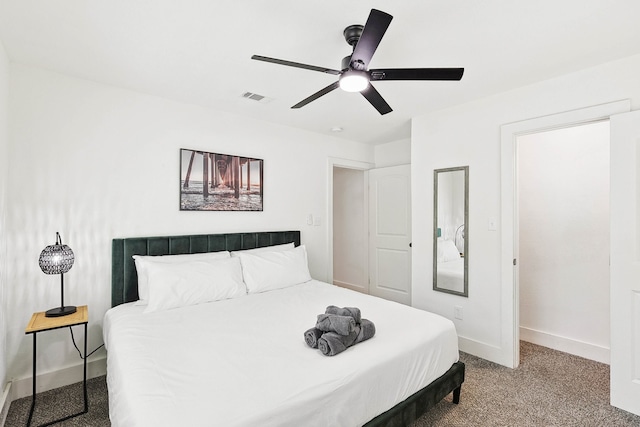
[180,148,263,211]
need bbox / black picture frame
[180,148,264,211]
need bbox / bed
[106,231,464,426]
[436,258,465,292]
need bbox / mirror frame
[433,166,469,297]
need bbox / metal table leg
[26,333,36,426]
[27,325,89,427]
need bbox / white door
[610,110,640,416]
[368,164,412,305]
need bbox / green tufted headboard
[111,231,301,307]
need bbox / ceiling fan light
[339,71,369,92]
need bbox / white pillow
[133,251,231,304]
[143,256,245,314]
[438,239,460,263]
[236,245,311,294]
[230,242,294,256]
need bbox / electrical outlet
[306,214,313,225]
[454,306,463,320]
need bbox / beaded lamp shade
[39,237,74,274]
[39,232,76,317]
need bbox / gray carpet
[413,342,640,427]
[5,376,109,427]
[6,342,640,426]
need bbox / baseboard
[458,336,513,367]
[520,326,610,364]
[333,279,368,294]
[0,382,11,427]
[9,356,107,402]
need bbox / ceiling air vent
[241,91,269,102]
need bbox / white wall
[0,39,9,400]
[374,138,410,168]
[332,167,367,293]
[4,64,374,392]
[518,122,610,362]
[411,53,640,365]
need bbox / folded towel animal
[317,319,376,356]
[325,305,362,324]
[304,327,323,348]
[316,313,356,336]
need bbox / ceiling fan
[251,9,464,115]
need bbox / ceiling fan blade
[292,81,340,109]
[361,84,392,115]
[370,68,464,81]
[251,55,341,75]
[350,9,393,70]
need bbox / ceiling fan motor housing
[342,55,366,71]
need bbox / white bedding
[103,280,459,427]
[437,258,465,292]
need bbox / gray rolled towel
[355,319,376,344]
[317,328,360,356]
[317,319,376,356]
[304,327,323,348]
[316,313,356,336]
[325,305,362,324]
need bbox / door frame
[327,157,374,285]
[609,109,640,414]
[499,100,630,368]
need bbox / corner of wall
[0,382,10,427]
[0,36,10,405]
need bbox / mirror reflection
[433,166,468,296]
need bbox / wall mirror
[433,166,469,296]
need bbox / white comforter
[103,280,459,427]
[437,258,465,292]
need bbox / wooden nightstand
[24,305,88,426]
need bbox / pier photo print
[180,148,264,211]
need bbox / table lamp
[39,232,76,317]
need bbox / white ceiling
[1,1,639,145]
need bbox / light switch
[306,214,313,225]
[488,217,497,231]
[313,216,321,226]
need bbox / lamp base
[45,305,77,317]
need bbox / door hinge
[513,258,517,266]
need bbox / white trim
[326,157,373,286]
[520,327,610,364]
[457,336,508,365]
[9,356,106,402]
[500,99,631,369]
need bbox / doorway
[499,99,630,369]
[328,160,412,304]
[516,121,610,364]
[332,166,369,293]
